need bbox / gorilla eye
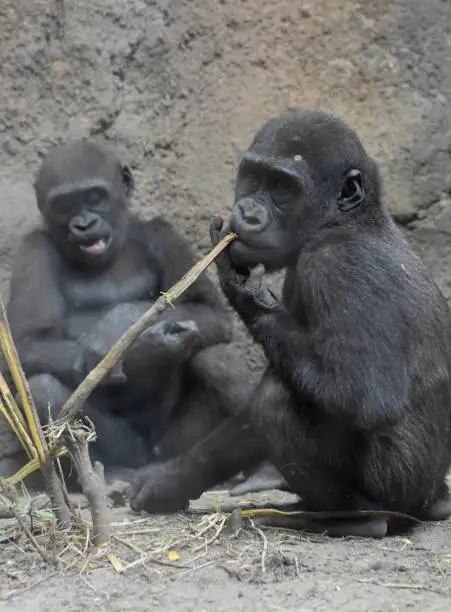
[237,167,261,198]
[85,187,108,210]
[243,169,260,187]
[273,177,291,192]
[87,189,103,204]
[270,173,297,206]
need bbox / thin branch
[57,232,236,423]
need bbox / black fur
[6,139,252,483]
[128,110,451,537]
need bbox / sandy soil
[1,0,451,609]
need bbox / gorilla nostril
[244,213,262,225]
[71,216,97,232]
[239,203,265,227]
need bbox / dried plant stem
[40,461,72,527]
[0,297,71,526]
[0,478,52,564]
[58,232,236,423]
[0,300,47,463]
[7,447,68,486]
[0,390,35,459]
[65,431,110,546]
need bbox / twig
[382,583,432,591]
[40,461,72,527]
[249,519,268,573]
[0,233,236,554]
[57,232,236,423]
[64,425,110,547]
[0,390,35,459]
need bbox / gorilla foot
[422,488,451,522]
[230,462,289,496]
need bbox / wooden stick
[0,299,47,463]
[58,232,236,423]
[0,387,36,459]
[65,429,110,546]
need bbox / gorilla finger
[209,216,224,247]
[130,483,154,512]
[108,365,128,384]
[170,320,199,334]
[149,320,172,335]
[244,264,266,293]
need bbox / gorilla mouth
[78,237,111,255]
[229,239,269,267]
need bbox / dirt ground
[1,0,451,609]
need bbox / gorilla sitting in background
[2,139,255,491]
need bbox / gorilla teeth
[79,239,108,254]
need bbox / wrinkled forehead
[250,112,367,180]
[35,143,121,198]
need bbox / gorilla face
[225,110,369,272]
[45,177,128,266]
[34,141,134,268]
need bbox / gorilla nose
[236,199,269,232]
[70,215,99,233]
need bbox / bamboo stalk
[0,299,47,463]
[0,376,36,459]
[7,447,68,485]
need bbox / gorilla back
[4,139,237,479]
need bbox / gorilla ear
[121,164,134,197]
[338,169,364,211]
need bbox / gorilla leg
[229,461,289,496]
[27,373,72,424]
[128,413,265,513]
[27,374,149,477]
[152,384,227,460]
[188,343,258,413]
[153,343,257,460]
[246,375,389,537]
[189,343,286,493]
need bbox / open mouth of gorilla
[78,236,112,255]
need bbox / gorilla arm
[212,229,408,432]
[79,217,232,372]
[7,231,85,387]
[145,216,232,346]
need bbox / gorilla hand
[75,340,127,387]
[144,319,201,364]
[210,217,279,319]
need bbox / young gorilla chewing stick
[1,139,254,491]
[129,109,451,537]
